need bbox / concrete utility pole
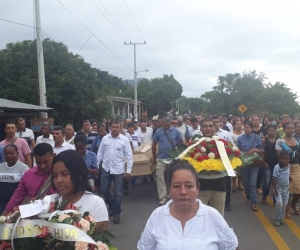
[124,41,146,120]
[35,0,47,117]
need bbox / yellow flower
[182,157,242,173]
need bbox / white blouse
[137,199,238,250]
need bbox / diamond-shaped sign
[238,104,248,113]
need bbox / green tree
[137,74,183,116]
[0,39,132,128]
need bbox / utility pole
[35,0,47,117]
[124,41,146,120]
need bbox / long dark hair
[52,150,93,194]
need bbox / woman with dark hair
[138,160,238,249]
[261,117,271,135]
[230,120,244,192]
[0,145,29,214]
[276,122,300,219]
[261,124,279,204]
[47,150,108,230]
[293,121,300,142]
[237,122,264,211]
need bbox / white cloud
[0,0,299,99]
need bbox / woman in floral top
[276,122,300,219]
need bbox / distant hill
[123,78,144,86]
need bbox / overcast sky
[1,0,299,98]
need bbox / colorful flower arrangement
[182,137,242,173]
[0,200,116,250]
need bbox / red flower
[215,152,220,158]
[187,141,193,146]
[210,147,218,153]
[48,202,56,213]
[197,156,204,162]
[203,155,209,160]
[194,148,201,153]
[226,148,232,154]
[37,226,50,238]
[65,203,77,210]
[190,152,195,158]
[234,151,241,157]
[200,141,207,147]
[219,139,228,146]
[211,140,216,145]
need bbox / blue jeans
[241,165,259,205]
[100,169,124,216]
[274,186,289,220]
[262,164,275,198]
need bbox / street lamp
[134,69,149,120]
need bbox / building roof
[106,96,142,104]
[0,98,53,111]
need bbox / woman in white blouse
[137,160,238,250]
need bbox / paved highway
[108,179,300,250]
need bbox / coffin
[131,141,157,176]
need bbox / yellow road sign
[238,104,248,113]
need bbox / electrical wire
[0,17,35,29]
[76,34,93,54]
[56,0,134,72]
[122,0,164,74]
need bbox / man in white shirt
[177,116,191,143]
[36,122,54,147]
[64,124,75,145]
[188,118,202,137]
[97,121,133,225]
[222,115,233,132]
[15,117,36,150]
[127,123,141,150]
[139,120,153,145]
[53,126,75,155]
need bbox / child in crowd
[272,150,291,227]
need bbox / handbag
[251,135,264,166]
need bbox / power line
[76,34,93,54]
[56,0,134,72]
[122,0,164,74]
[0,17,35,29]
[91,0,153,75]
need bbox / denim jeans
[262,164,275,198]
[241,165,259,205]
[274,186,289,220]
[100,169,124,216]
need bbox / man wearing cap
[36,122,54,147]
[177,116,191,143]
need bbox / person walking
[97,121,133,224]
[53,126,75,155]
[272,151,290,226]
[152,117,184,206]
[36,122,54,147]
[15,117,36,150]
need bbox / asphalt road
[107,178,300,250]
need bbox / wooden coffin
[131,141,157,176]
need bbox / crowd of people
[0,113,299,249]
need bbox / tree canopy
[200,71,300,116]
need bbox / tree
[137,74,183,116]
[201,70,300,115]
[0,39,132,128]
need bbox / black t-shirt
[252,127,265,139]
[199,176,227,192]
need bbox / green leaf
[62,217,72,224]
[48,218,59,223]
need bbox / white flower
[201,147,206,153]
[208,152,215,159]
[58,214,70,222]
[0,216,6,224]
[79,218,90,233]
[212,135,219,140]
[96,241,109,250]
[232,146,238,152]
[194,138,200,141]
[75,241,89,250]
[205,138,212,142]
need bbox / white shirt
[53,141,75,155]
[15,128,35,148]
[226,122,233,132]
[188,126,202,137]
[229,131,244,145]
[36,134,55,147]
[97,133,133,174]
[216,129,235,146]
[129,132,141,150]
[64,136,75,145]
[177,124,190,143]
[47,192,108,223]
[137,199,238,250]
[139,127,153,145]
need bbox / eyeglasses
[172,122,178,125]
